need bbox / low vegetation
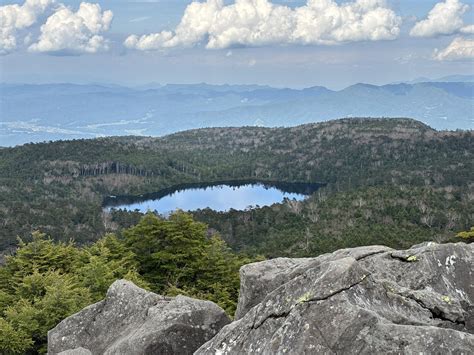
[456,227,474,242]
[0,212,254,354]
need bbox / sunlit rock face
[48,280,230,355]
[198,242,474,354]
[48,243,473,355]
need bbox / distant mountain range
[1,79,473,146]
[391,74,474,84]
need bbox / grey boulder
[58,348,92,355]
[48,280,230,355]
[197,242,474,354]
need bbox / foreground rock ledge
[48,280,230,355]
[198,242,473,354]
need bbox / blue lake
[105,181,322,214]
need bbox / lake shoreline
[103,179,325,213]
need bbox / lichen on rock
[197,242,474,354]
[47,243,473,354]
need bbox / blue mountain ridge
[1,80,472,146]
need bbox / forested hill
[0,118,472,253]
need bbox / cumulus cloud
[460,24,474,34]
[410,0,472,37]
[434,36,474,60]
[29,2,113,54]
[124,0,402,51]
[0,0,55,54]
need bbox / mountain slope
[0,118,472,254]
[1,82,472,146]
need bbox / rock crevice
[48,243,473,354]
[197,242,473,354]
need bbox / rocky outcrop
[234,257,315,320]
[48,280,230,355]
[58,348,92,355]
[197,242,474,354]
[48,243,473,354]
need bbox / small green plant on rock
[456,227,474,242]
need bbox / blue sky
[0,0,473,88]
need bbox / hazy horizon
[2,73,474,90]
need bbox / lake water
[105,181,321,214]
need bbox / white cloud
[0,0,55,54]
[460,24,474,34]
[434,36,474,60]
[410,0,471,38]
[124,0,402,51]
[29,2,113,54]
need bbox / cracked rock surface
[197,242,473,354]
[48,280,230,355]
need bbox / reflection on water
[106,181,321,214]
